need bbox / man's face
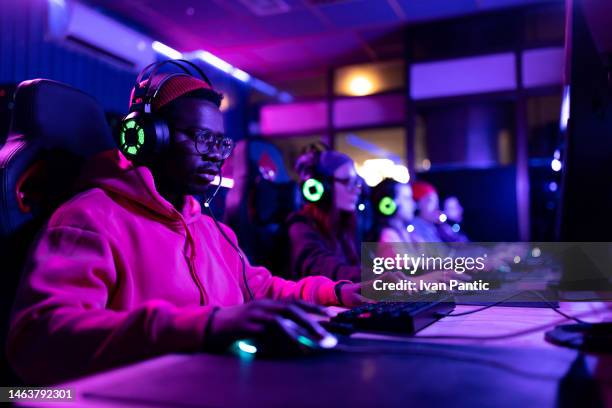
[159,97,225,196]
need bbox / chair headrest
[11,79,115,156]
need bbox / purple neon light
[522,47,564,88]
[410,53,516,99]
[260,101,327,135]
[334,94,405,128]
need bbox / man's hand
[338,282,373,307]
[206,300,330,350]
[338,272,406,307]
[338,270,471,306]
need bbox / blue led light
[236,340,257,354]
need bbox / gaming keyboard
[329,293,455,335]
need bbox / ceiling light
[195,50,233,74]
[151,41,182,59]
[348,76,373,96]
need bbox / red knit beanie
[129,75,214,111]
[411,181,437,201]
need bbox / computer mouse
[232,316,338,358]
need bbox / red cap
[129,75,214,111]
[411,181,437,201]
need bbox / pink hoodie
[6,149,342,385]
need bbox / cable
[528,290,589,325]
[435,290,529,317]
[416,304,606,341]
[205,173,223,208]
[204,167,254,301]
[415,320,583,341]
[437,290,590,324]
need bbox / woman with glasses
[287,146,363,282]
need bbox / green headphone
[297,146,332,205]
[302,178,326,203]
[119,59,214,160]
[119,117,146,157]
[373,178,403,217]
[378,196,397,216]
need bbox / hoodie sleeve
[6,223,215,386]
[288,219,361,282]
[218,224,346,305]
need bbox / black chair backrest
[0,79,115,385]
[224,138,300,277]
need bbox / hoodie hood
[76,149,202,224]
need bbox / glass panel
[266,135,325,180]
[335,127,407,186]
[527,94,562,159]
[527,94,563,241]
[415,100,516,171]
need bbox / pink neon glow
[334,94,405,128]
[260,101,327,135]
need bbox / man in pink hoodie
[6,67,368,385]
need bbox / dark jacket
[287,213,361,282]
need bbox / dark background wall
[0,0,136,113]
[419,166,519,241]
[0,0,251,143]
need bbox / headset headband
[297,142,331,181]
[130,59,213,113]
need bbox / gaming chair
[224,138,300,278]
[0,79,115,385]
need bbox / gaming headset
[373,178,400,217]
[296,143,332,206]
[378,195,397,216]
[118,59,215,160]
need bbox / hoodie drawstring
[179,217,207,306]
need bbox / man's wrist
[202,307,220,351]
[334,282,349,306]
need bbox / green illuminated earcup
[378,196,397,216]
[119,112,170,158]
[302,178,325,202]
[119,113,147,158]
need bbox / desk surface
[16,302,612,408]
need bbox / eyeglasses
[334,176,363,190]
[173,127,234,160]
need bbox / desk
[16,303,612,408]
